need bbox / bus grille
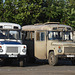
[6,47,18,53]
[64,47,75,53]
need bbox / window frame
[36,31,46,41]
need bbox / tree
[0,0,74,29]
[62,0,75,29]
[0,0,4,21]
[1,0,43,25]
[68,0,75,29]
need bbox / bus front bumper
[57,54,75,59]
[0,54,26,58]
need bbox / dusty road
[0,60,75,75]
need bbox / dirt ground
[0,60,75,75]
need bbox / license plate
[67,55,74,57]
[9,55,17,57]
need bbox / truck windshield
[48,31,73,40]
[0,30,21,40]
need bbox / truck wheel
[18,59,26,67]
[48,51,58,66]
[18,59,24,67]
[19,60,23,67]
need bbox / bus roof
[22,24,72,31]
[0,22,21,29]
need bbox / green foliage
[0,0,75,29]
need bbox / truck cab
[0,22,27,67]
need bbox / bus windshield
[0,30,21,40]
[48,31,73,41]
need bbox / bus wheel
[48,51,58,66]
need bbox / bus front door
[35,31,47,59]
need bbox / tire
[18,59,26,67]
[48,51,58,66]
[19,60,23,67]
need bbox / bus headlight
[58,49,62,53]
[0,49,3,52]
[22,49,26,53]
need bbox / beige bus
[22,22,75,66]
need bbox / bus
[22,22,75,66]
[0,22,27,67]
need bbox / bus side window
[36,32,40,41]
[41,32,45,41]
[36,32,45,41]
[23,31,34,40]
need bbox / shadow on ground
[0,59,74,67]
[26,59,74,67]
